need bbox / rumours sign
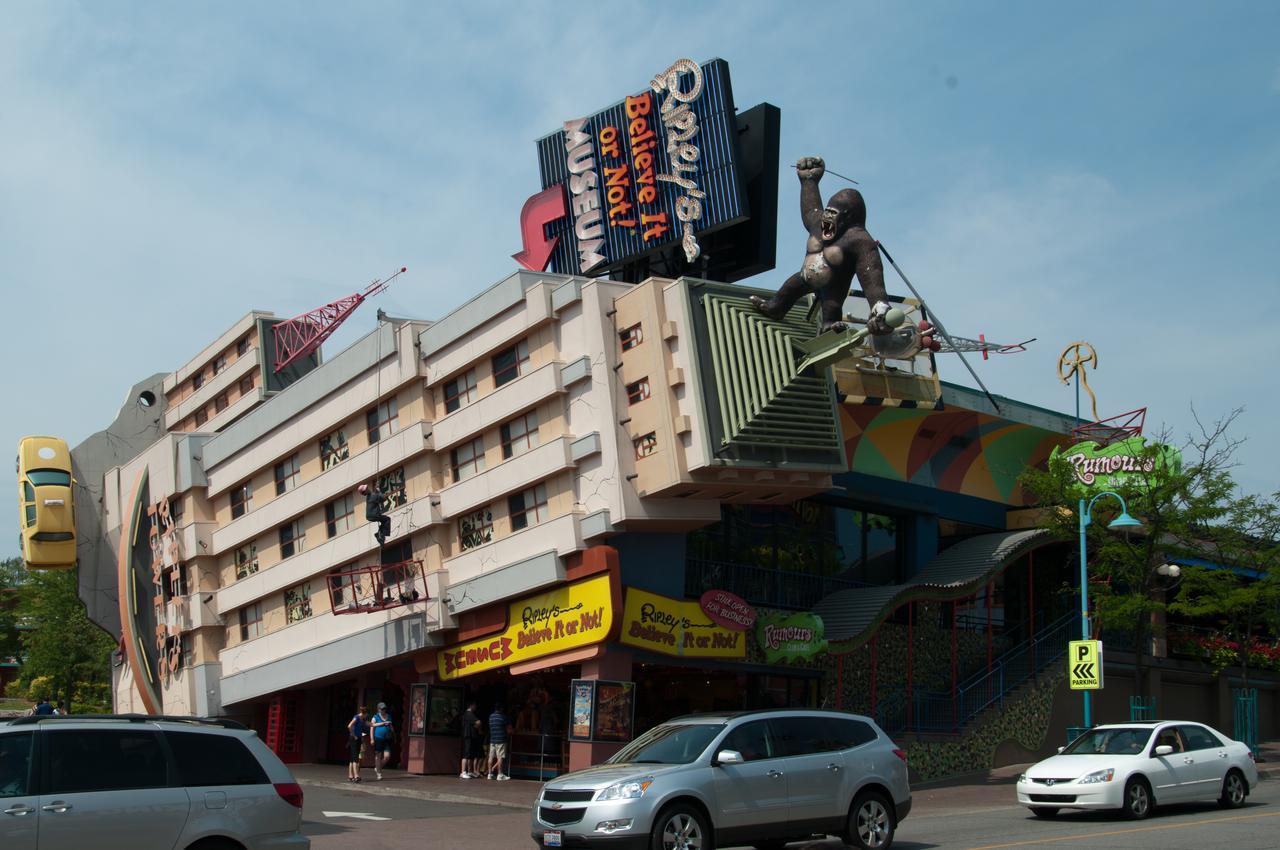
[1050,436,1182,492]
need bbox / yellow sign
[1068,639,1103,690]
[620,587,745,659]
[438,574,613,680]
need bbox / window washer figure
[358,482,391,545]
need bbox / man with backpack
[370,701,395,780]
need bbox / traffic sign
[1069,640,1103,690]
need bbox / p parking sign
[1069,640,1103,690]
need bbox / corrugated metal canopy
[814,528,1052,647]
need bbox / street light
[1079,490,1143,728]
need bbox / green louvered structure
[687,280,847,469]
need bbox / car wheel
[651,803,713,850]
[846,791,895,850]
[1122,777,1152,820]
[1218,769,1247,809]
[1030,807,1059,818]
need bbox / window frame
[500,410,540,460]
[508,484,549,532]
[238,373,254,397]
[274,453,301,496]
[194,407,208,428]
[458,506,494,551]
[234,543,258,580]
[285,582,313,623]
[633,432,658,459]
[492,339,531,388]
[236,336,251,357]
[192,371,205,391]
[325,494,355,538]
[212,354,228,376]
[366,396,399,444]
[619,323,643,351]
[319,429,349,471]
[626,377,651,405]
[450,437,486,483]
[238,602,263,641]
[230,481,252,519]
[214,392,229,413]
[443,369,478,414]
[279,518,305,559]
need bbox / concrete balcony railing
[210,420,431,556]
[168,595,221,632]
[441,510,585,587]
[431,360,565,453]
[438,435,574,519]
[215,491,443,616]
[165,347,259,429]
[175,521,216,563]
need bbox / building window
[500,411,540,460]
[170,497,185,526]
[325,494,355,538]
[329,567,356,608]
[234,544,258,580]
[443,369,478,414]
[376,467,408,510]
[450,437,486,483]
[214,392,229,413]
[319,429,349,471]
[230,481,252,519]
[626,377,651,405]
[366,397,399,444]
[620,323,643,351]
[508,485,549,532]
[169,564,188,599]
[285,583,313,623]
[236,335,250,357]
[180,634,194,669]
[238,603,263,641]
[279,519,305,559]
[459,507,494,551]
[238,373,255,397]
[274,454,301,496]
[212,354,228,376]
[492,339,530,388]
[192,371,205,391]
[634,432,658,459]
[194,407,208,428]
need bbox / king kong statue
[750,156,894,336]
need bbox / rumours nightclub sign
[531,58,747,276]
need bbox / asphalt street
[301,777,1279,850]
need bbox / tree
[0,558,24,663]
[1020,411,1243,700]
[1169,491,1280,687]
[16,567,116,712]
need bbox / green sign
[1050,436,1182,492]
[757,612,828,663]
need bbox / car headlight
[1018,773,1027,784]
[1077,768,1115,784]
[596,777,654,801]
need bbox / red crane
[273,267,407,373]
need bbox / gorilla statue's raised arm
[750,156,893,335]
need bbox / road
[302,779,1279,850]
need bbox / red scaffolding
[327,559,427,615]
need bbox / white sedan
[1016,721,1258,819]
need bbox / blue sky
[3,3,1278,556]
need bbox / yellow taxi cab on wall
[16,435,76,569]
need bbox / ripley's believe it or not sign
[536,58,746,276]
[1050,436,1183,492]
[620,587,746,658]
[437,574,613,679]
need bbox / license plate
[543,830,562,846]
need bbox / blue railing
[883,610,1077,735]
[684,558,869,610]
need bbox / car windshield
[1062,727,1153,755]
[28,470,71,487]
[607,723,725,765]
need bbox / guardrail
[684,559,869,611]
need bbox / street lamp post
[1078,491,1143,728]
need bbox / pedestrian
[459,700,483,779]
[370,702,395,781]
[33,696,53,716]
[358,482,391,545]
[346,706,369,782]
[487,703,512,780]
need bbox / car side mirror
[1056,746,1064,754]
[714,749,744,766]
[1155,745,1173,756]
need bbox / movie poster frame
[568,679,596,742]
[408,684,428,737]
[423,684,464,737]
[591,679,636,743]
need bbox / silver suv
[1,714,309,850]
[531,709,911,850]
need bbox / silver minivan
[531,709,911,850]
[1,714,309,850]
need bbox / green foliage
[0,558,23,661]
[14,567,116,713]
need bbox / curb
[300,778,531,810]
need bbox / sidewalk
[292,740,1280,813]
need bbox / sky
[3,2,1278,558]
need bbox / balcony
[431,361,565,452]
[439,435,574,519]
[167,595,221,632]
[215,491,443,616]
[175,521,216,563]
[442,511,584,587]
[210,420,431,555]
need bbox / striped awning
[814,528,1053,647]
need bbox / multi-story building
[75,269,1093,774]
